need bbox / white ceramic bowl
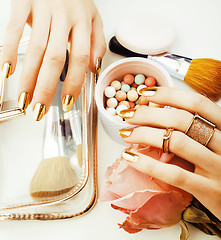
[95,57,173,144]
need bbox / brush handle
[43,106,66,159]
[69,109,82,146]
[109,36,148,58]
[109,36,192,80]
[149,54,192,80]
[64,107,82,146]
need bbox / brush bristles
[185,58,221,101]
[30,156,77,199]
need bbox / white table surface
[0,0,221,239]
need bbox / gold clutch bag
[0,39,98,220]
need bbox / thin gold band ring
[162,128,174,154]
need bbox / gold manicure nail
[119,109,136,119]
[62,95,74,112]
[18,92,30,110]
[33,103,46,121]
[95,58,102,82]
[122,150,139,163]
[95,58,102,75]
[140,87,158,97]
[2,62,11,78]
[119,128,134,138]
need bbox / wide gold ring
[162,128,174,154]
[185,113,216,146]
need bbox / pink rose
[100,145,194,234]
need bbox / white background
[0,0,221,239]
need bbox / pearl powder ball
[135,74,145,85]
[106,107,116,116]
[145,76,156,87]
[111,80,121,90]
[121,83,130,92]
[115,90,127,101]
[116,105,128,115]
[127,90,138,102]
[106,97,118,108]
[123,74,134,85]
[104,86,116,98]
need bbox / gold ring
[162,128,174,154]
[185,113,216,146]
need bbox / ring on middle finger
[162,128,174,154]
[185,113,216,146]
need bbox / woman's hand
[0,0,106,120]
[119,87,221,220]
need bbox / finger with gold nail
[119,87,221,221]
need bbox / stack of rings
[162,128,174,154]
[162,113,216,154]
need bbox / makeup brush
[109,36,221,101]
[60,51,83,168]
[30,52,77,198]
[30,105,77,198]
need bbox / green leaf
[182,206,212,224]
[182,199,221,238]
[190,223,214,235]
[180,220,189,240]
[204,223,221,238]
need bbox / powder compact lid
[115,15,175,55]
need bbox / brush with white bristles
[30,103,77,198]
[30,62,77,198]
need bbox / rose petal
[109,190,158,211]
[105,160,163,197]
[119,191,188,232]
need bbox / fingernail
[119,128,134,138]
[62,95,74,112]
[2,62,12,78]
[140,87,158,97]
[119,109,136,119]
[95,58,102,82]
[95,58,102,75]
[33,103,46,121]
[18,92,30,110]
[122,150,139,163]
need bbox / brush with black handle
[109,36,221,101]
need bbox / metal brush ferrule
[148,54,192,80]
[43,106,66,159]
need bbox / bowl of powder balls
[95,57,173,144]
